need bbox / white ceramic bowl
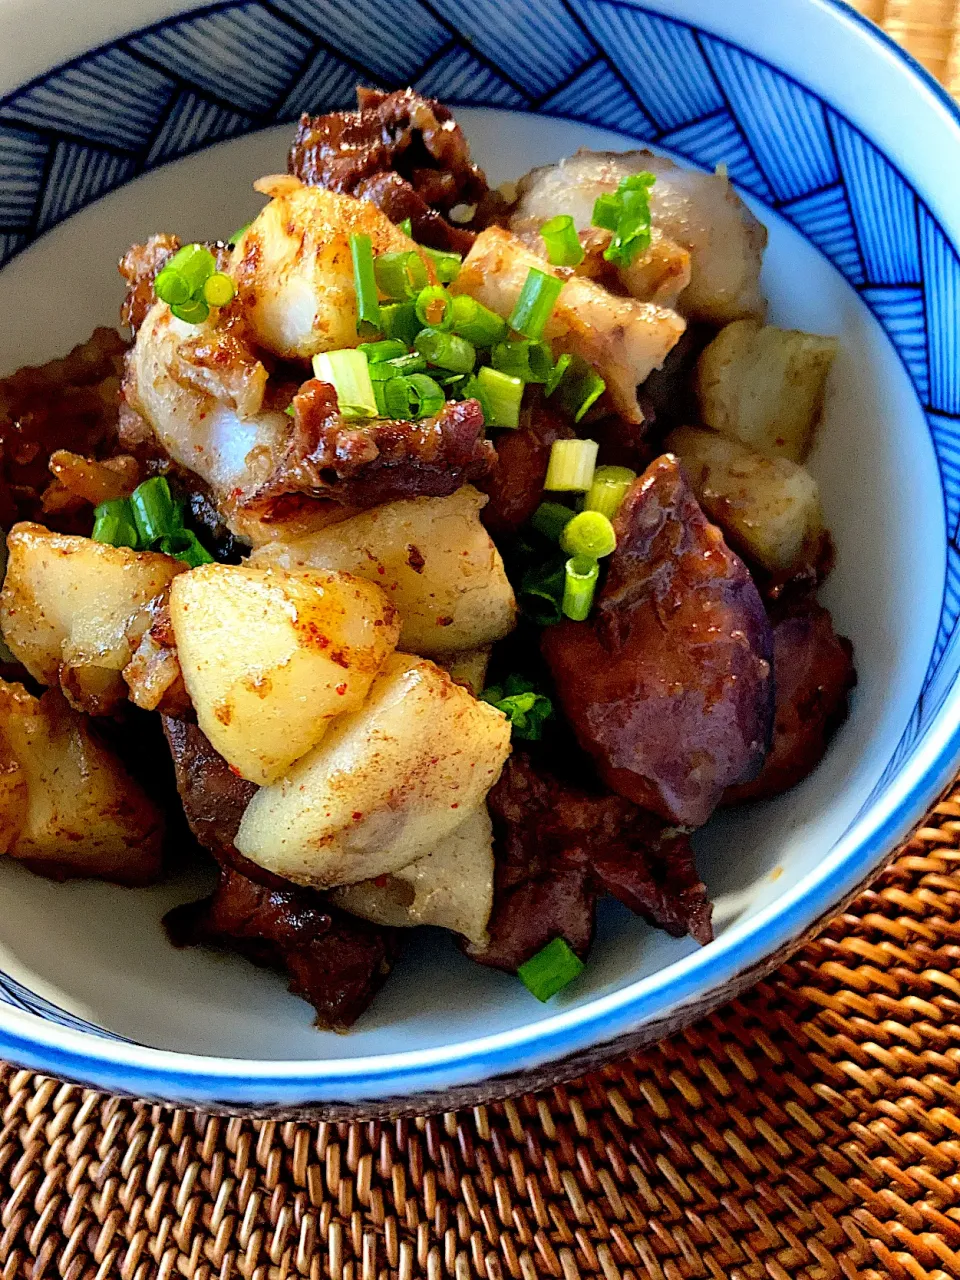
[0,0,957,1115]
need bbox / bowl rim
[0,0,959,1105]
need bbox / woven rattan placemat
[3,5,960,1277]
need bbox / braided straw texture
[1,791,960,1279]
[849,0,960,92]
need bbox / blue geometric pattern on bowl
[0,0,956,1037]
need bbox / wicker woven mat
[3,6,960,1278]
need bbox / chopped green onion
[544,438,599,492]
[591,193,621,232]
[480,682,554,741]
[555,357,606,422]
[560,510,616,559]
[170,297,210,325]
[368,352,427,381]
[358,339,409,364]
[450,295,508,347]
[167,243,217,294]
[590,172,657,269]
[584,465,636,521]
[159,529,214,568]
[422,245,462,283]
[313,349,378,419]
[381,373,446,420]
[491,339,554,384]
[414,327,476,374]
[517,937,584,1001]
[518,559,566,626]
[398,217,413,237]
[350,233,381,333]
[228,221,251,246]
[539,214,585,267]
[508,268,563,342]
[202,272,236,307]
[477,367,523,429]
[544,352,572,398]
[380,302,422,345]
[92,497,139,550]
[130,476,178,545]
[531,501,574,542]
[562,555,600,621]
[154,267,192,306]
[414,285,453,330]
[375,251,428,301]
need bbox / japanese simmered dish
[0,89,856,1029]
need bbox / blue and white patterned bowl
[0,0,957,1115]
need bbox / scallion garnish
[584,465,636,521]
[560,510,616,559]
[481,677,554,741]
[422,245,462,283]
[130,475,178,545]
[562,555,600,621]
[590,172,657,268]
[414,285,453,330]
[350,233,381,333]
[544,438,599,492]
[476,366,523,429]
[313,349,378,419]
[555,357,606,422]
[517,937,585,1001]
[398,217,413,237]
[375,251,428,301]
[414,327,476,374]
[228,221,251,246]
[92,498,139,550]
[531,501,574,543]
[544,352,572,397]
[202,272,236,307]
[380,302,422,345]
[450,295,508,347]
[381,373,446,420]
[368,352,428,381]
[167,243,217,295]
[154,267,192,307]
[508,268,563,342]
[358,339,409,364]
[518,559,566,626]
[539,214,585,267]
[159,528,215,568]
[491,339,554,384]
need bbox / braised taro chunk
[469,753,713,972]
[289,88,499,253]
[542,455,774,828]
[725,602,855,804]
[162,717,401,1028]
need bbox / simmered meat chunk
[289,88,496,253]
[118,233,181,334]
[162,717,402,1028]
[478,395,573,537]
[468,753,712,972]
[725,603,855,803]
[166,868,400,1031]
[542,456,774,827]
[249,380,494,514]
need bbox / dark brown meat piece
[118,233,180,333]
[161,717,401,1029]
[468,753,712,972]
[542,455,774,827]
[248,379,494,513]
[166,869,400,1032]
[289,88,499,252]
[725,603,855,803]
[478,395,573,538]
[0,328,129,533]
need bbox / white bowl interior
[0,110,942,1060]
